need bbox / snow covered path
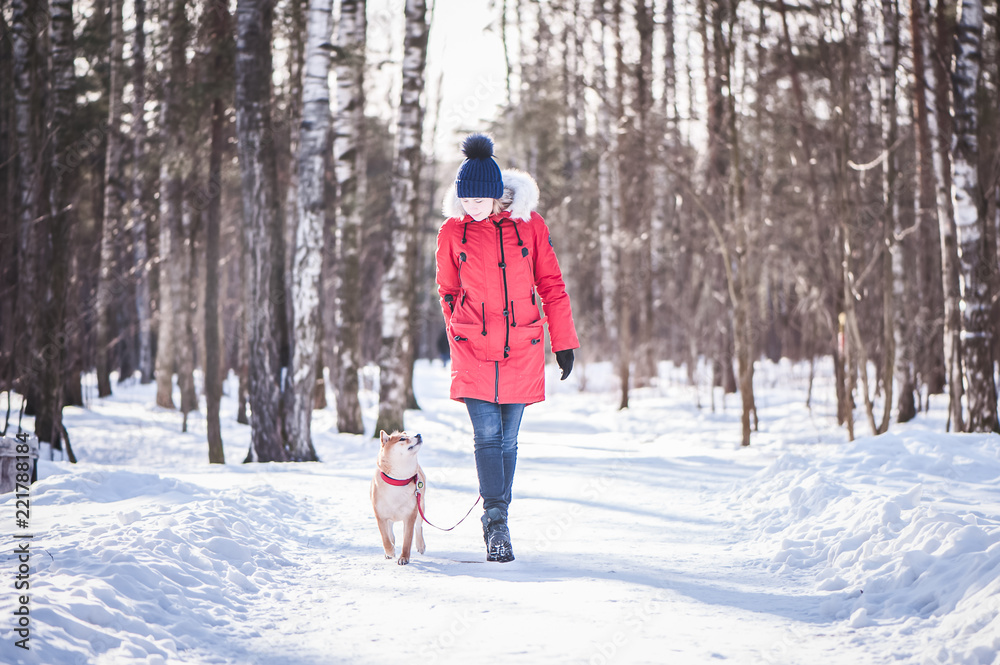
[231,397,830,665]
[3,361,999,664]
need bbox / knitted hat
[455,133,503,199]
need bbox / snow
[2,358,999,664]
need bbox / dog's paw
[384,553,394,560]
[397,556,409,565]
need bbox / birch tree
[96,0,126,397]
[950,0,997,432]
[914,0,964,430]
[283,0,306,315]
[376,0,429,434]
[332,0,367,435]
[131,0,153,384]
[236,0,289,462]
[906,0,945,403]
[286,0,332,461]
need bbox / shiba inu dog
[371,430,426,565]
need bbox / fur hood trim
[442,168,540,222]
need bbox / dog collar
[380,471,419,487]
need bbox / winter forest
[2,0,1000,463]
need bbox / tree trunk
[500,0,513,104]
[35,0,76,452]
[236,0,288,462]
[907,0,945,400]
[918,0,965,430]
[11,0,42,404]
[844,314,856,441]
[892,0,915,423]
[702,0,727,406]
[0,13,13,390]
[174,12,198,422]
[204,94,226,462]
[332,0,367,435]
[281,0,306,385]
[286,0,332,461]
[950,0,997,432]
[319,126,337,415]
[178,197,199,425]
[236,240,250,425]
[721,0,756,446]
[155,0,189,410]
[375,0,429,435]
[596,0,617,358]
[313,332,327,409]
[880,0,900,432]
[612,0,632,410]
[664,0,677,132]
[843,228,883,436]
[204,1,231,465]
[131,0,154,385]
[651,0,678,369]
[633,0,656,388]
[96,0,126,396]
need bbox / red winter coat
[436,169,579,405]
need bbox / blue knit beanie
[455,133,503,199]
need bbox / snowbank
[730,431,1000,664]
[10,469,306,664]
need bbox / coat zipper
[495,220,512,404]
[494,220,512,359]
[458,251,467,306]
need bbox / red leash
[380,470,481,531]
[416,483,481,532]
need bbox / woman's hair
[459,198,506,217]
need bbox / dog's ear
[379,430,389,445]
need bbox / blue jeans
[465,399,525,518]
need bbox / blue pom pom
[461,133,495,160]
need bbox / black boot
[482,507,514,563]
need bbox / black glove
[555,349,575,381]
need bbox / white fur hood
[441,168,540,222]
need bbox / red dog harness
[380,471,418,487]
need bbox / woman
[435,133,580,562]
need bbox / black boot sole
[487,542,515,562]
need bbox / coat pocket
[507,316,547,382]
[449,320,504,362]
[508,315,547,352]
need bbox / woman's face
[460,198,494,222]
